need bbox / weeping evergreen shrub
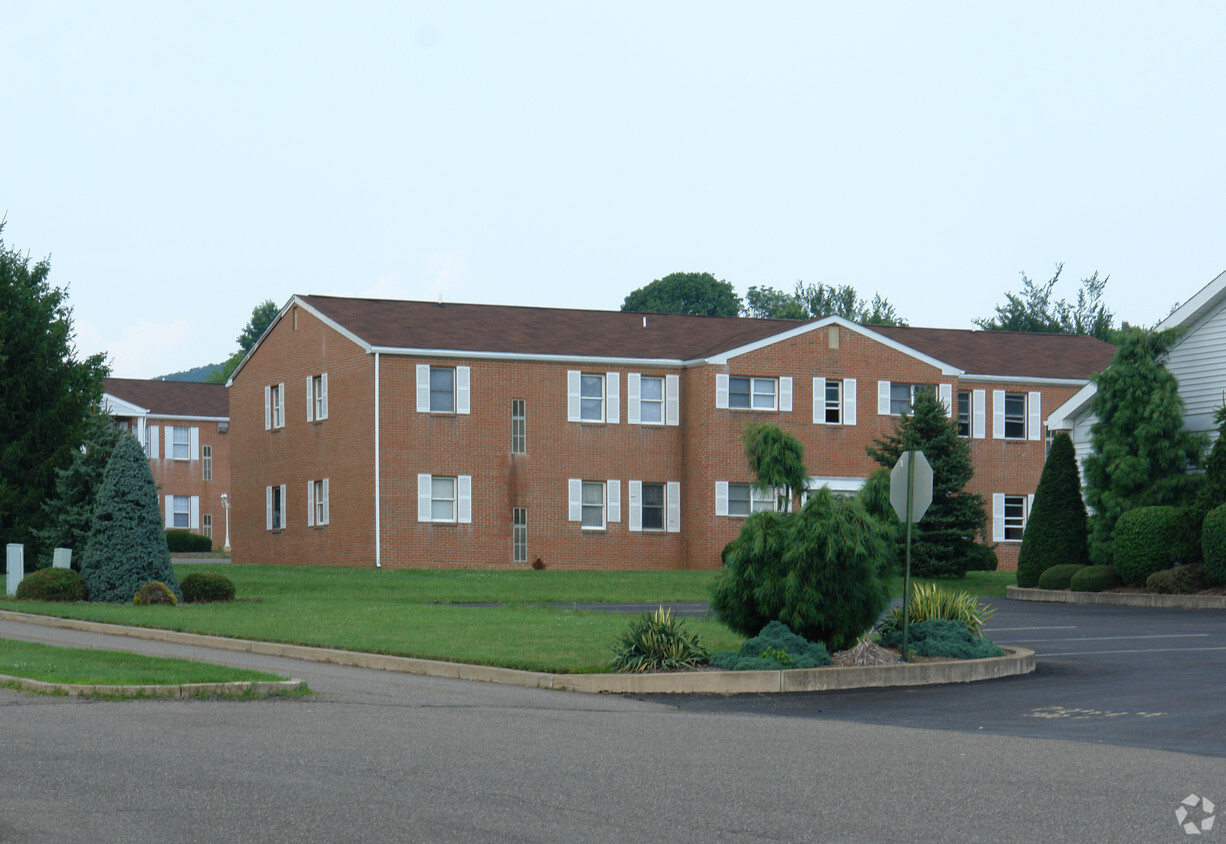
[78,435,182,603]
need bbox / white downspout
[374,352,382,568]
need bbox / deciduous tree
[743,281,904,325]
[208,299,280,383]
[974,264,1121,342]
[620,272,742,317]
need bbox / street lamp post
[220,493,232,554]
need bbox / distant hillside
[156,363,222,382]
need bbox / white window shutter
[567,371,581,422]
[607,480,620,523]
[277,384,285,427]
[149,426,159,459]
[812,377,826,424]
[992,390,1005,439]
[878,381,891,415]
[715,373,729,409]
[264,386,271,430]
[939,384,953,417]
[189,496,200,530]
[306,375,315,422]
[321,478,330,525]
[307,481,315,527]
[1028,493,1034,524]
[665,374,680,426]
[992,493,1005,542]
[715,481,729,516]
[164,495,173,529]
[667,482,681,533]
[417,474,432,522]
[972,389,986,439]
[628,480,642,532]
[266,486,273,530]
[416,365,430,413]
[189,427,200,461]
[606,372,619,423]
[568,479,582,521]
[844,379,857,426]
[627,373,641,424]
[457,366,471,415]
[1028,391,1042,441]
[319,372,328,419]
[458,475,472,524]
[779,377,792,412]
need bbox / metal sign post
[890,451,933,662]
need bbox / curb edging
[0,673,304,698]
[1006,585,1226,609]
[0,610,1033,695]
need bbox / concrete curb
[0,610,1034,694]
[1006,585,1226,609]
[0,673,304,698]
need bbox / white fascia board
[1046,382,1098,430]
[1155,269,1226,335]
[957,374,1093,387]
[228,295,374,386]
[367,345,686,369]
[699,317,962,376]
[145,414,230,423]
[101,394,148,417]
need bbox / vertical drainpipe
[374,351,382,568]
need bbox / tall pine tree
[1016,431,1088,587]
[1083,330,1204,566]
[867,389,994,577]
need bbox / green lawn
[1,564,1014,674]
[0,638,287,687]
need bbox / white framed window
[957,391,971,438]
[640,377,664,424]
[1004,393,1026,439]
[880,382,935,416]
[715,482,779,517]
[511,399,526,454]
[202,513,212,540]
[202,445,213,481]
[307,373,328,421]
[629,480,681,533]
[417,474,472,523]
[992,390,1042,441]
[307,478,330,527]
[512,507,527,563]
[265,383,285,430]
[567,371,620,423]
[993,493,1031,541]
[266,484,287,530]
[627,373,680,425]
[171,427,190,460]
[730,376,776,410]
[568,479,620,529]
[581,374,604,421]
[416,365,470,414]
[813,377,857,425]
[172,495,190,529]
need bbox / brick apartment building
[228,295,1115,571]
[102,378,231,548]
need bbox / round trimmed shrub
[1146,564,1212,595]
[181,572,236,603]
[165,530,212,553]
[1037,564,1087,590]
[133,581,178,606]
[15,568,87,602]
[1113,506,1197,587]
[1203,503,1226,586]
[1069,565,1120,593]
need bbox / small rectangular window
[171,427,190,460]
[431,476,457,522]
[580,374,605,421]
[202,513,212,540]
[581,481,605,529]
[430,367,456,413]
[512,507,527,563]
[202,445,213,481]
[1004,393,1027,439]
[640,376,664,424]
[890,383,933,416]
[641,483,665,530]
[824,380,843,424]
[957,391,971,438]
[726,483,777,516]
[269,384,285,429]
[511,399,526,454]
[172,495,190,529]
[310,374,328,420]
[313,479,329,526]
[729,377,776,410]
[1004,495,1027,540]
[271,486,284,530]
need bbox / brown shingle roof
[102,378,229,418]
[298,295,1116,381]
[868,325,1117,380]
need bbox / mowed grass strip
[0,638,287,686]
[4,565,741,674]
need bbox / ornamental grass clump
[708,620,831,671]
[875,582,994,637]
[610,606,707,673]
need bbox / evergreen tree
[207,299,279,383]
[1016,431,1088,587]
[0,225,109,558]
[1083,330,1205,566]
[741,422,807,510]
[1193,404,1226,520]
[32,407,125,569]
[867,390,993,577]
[79,434,181,603]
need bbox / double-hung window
[307,479,330,527]
[813,377,857,425]
[992,390,1042,441]
[1004,393,1026,439]
[639,377,664,424]
[265,384,285,430]
[628,481,681,532]
[582,481,605,528]
[416,365,471,414]
[568,479,621,529]
[416,474,473,523]
[172,495,190,529]
[266,484,287,530]
[886,383,933,416]
[957,391,971,437]
[567,371,620,423]
[993,493,1031,541]
[581,374,604,421]
[717,482,780,517]
[171,427,190,460]
[307,373,328,421]
[730,376,776,410]
[627,373,679,425]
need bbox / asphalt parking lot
[652,597,1226,758]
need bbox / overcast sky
[4,2,1225,379]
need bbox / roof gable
[102,378,229,419]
